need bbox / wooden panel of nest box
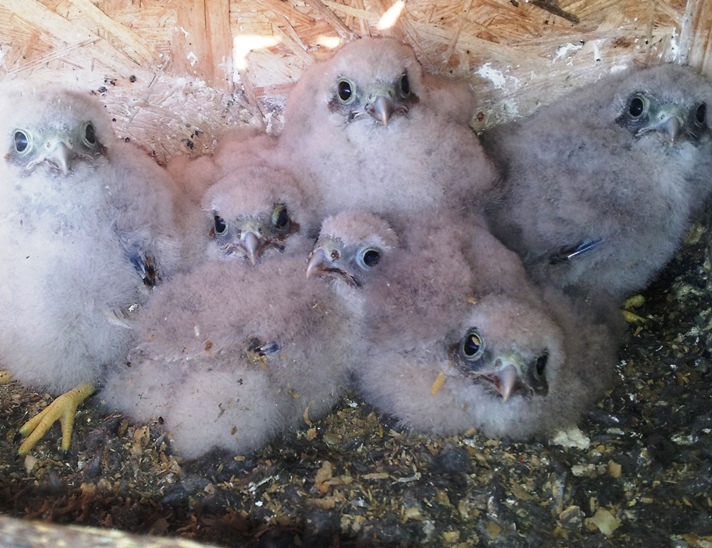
[0,0,710,164]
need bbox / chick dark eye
[360,248,381,268]
[400,74,410,96]
[628,96,645,117]
[272,204,290,230]
[14,131,29,153]
[214,215,227,235]
[695,103,706,125]
[460,329,484,360]
[83,122,97,145]
[535,353,548,377]
[337,80,353,103]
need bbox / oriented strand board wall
[0,0,710,163]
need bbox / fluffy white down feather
[276,37,496,222]
[0,85,184,395]
[481,64,712,300]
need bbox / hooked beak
[242,231,261,265]
[48,141,75,174]
[655,114,683,143]
[477,362,522,402]
[306,247,328,279]
[28,140,77,175]
[306,243,360,286]
[220,221,266,264]
[469,353,528,402]
[494,363,521,402]
[642,107,685,143]
[367,95,396,126]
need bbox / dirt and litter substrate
[1,225,712,547]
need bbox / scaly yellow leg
[18,383,96,456]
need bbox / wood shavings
[1,0,704,168]
[303,401,313,427]
[530,0,580,24]
[314,460,333,494]
[430,371,446,395]
[362,472,390,480]
[0,2,711,545]
[585,507,621,536]
[552,426,590,449]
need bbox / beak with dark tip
[306,247,328,279]
[27,140,77,175]
[496,363,521,402]
[306,242,360,286]
[367,95,396,126]
[47,141,76,174]
[242,231,262,265]
[234,218,269,265]
[470,353,528,402]
[645,107,685,143]
[220,220,267,264]
[364,81,402,126]
[655,114,683,143]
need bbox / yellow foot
[0,371,11,385]
[18,383,96,456]
[622,295,646,324]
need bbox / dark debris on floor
[1,226,712,547]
